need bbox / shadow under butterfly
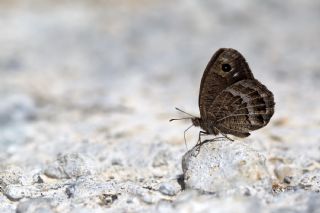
[170,48,275,147]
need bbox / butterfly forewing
[198,48,254,120]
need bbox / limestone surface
[182,140,271,194]
[0,0,320,212]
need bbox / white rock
[0,166,41,188]
[44,153,99,179]
[299,171,320,192]
[16,198,55,213]
[182,140,271,194]
[158,180,181,196]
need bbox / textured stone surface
[182,140,271,194]
[16,198,55,213]
[0,0,320,212]
[44,153,99,179]
[158,180,181,196]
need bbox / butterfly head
[191,117,201,127]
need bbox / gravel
[0,0,320,212]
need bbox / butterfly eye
[221,64,232,72]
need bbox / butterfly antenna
[183,124,193,150]
[175,107,196,117]
[169,117,192,122]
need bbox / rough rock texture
[16,198,55,213]
[0,0,320,212]
[44,153,99,179]
[182,140,271,194]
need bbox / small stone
[274,164,298,184]
[64,176,117,199]
[65,184,76,198]
[283,176,293,184]
[99,194,118,206]
[3,181,71,201]
[299,171,320,192]
[16,198,54,213]
[158,181,181,196]
[182,140,271,193]
[44,153,99,179]
[4,185,33,201]
[124,182,163,204]
[0,166,24,189]
[0,166,40,189]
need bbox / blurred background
[0,0,319,166]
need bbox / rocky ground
[0,0,320,212]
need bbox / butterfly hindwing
[208,80,275,137]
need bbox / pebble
[16,198,55,213]
[182,140,271,193]
[44,153,99,179]
[158,181,181,196]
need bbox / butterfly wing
[199,48,254,120]
[208,79,275,137]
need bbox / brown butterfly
[171,48,275,144]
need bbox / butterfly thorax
[191,117,219,135]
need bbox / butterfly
[171,48,275,144]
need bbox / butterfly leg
[196,131,208,146]
[193,131,209,156]
[193,136,226,157]
[213,127,234,142]
[199,136,227,146]
[220,132,234,142]
[183,124,193,150]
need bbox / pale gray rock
[0,167,47,201]
[44,153,99,179]
[64,176,117,199]
[299,171,320,192]
[0,0,320,212]
[3,182,69,201]
[16,198,55,213]
[273,164,298,184]
[124,182,164,205]
[65,179,168,210]
[4,184,33,201]
[182,140,271,194]
[0,166,24,189]
[158,180,181,196]
[0,166,42,195]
